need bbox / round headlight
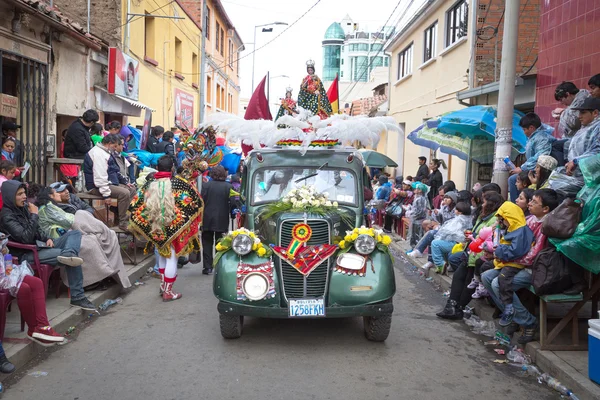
[354,234,376,255]
[232,234,253,255]
[242,272,269,301]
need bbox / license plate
[288,298,325,317]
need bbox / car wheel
[363,314,392,342]
[219,314,244,339]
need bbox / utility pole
[199,0,208,124]
[491,0,520,197]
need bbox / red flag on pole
[242,75,272,155]
[326,74,339,114]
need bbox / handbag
[541,198,583,239]
[385,200,404,218]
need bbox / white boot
[407,249,424,258]
[159,269,165,296]
[162,281,182,302]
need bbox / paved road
[3,257,557,400]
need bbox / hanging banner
[108,47,140,101]
[140,108,152,150]
[0,94,18,118]
[174,88,194,129]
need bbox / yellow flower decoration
[231,231,240,237]
[249,232,257,239]
[344,234,352,242]
[353,228,359,234]
[257,247,267,257]
[339,240,346,249]
[381,235,392,246]
[350,233,358,241]
[366,230,375,237]
[358,227,369,235]
[252,243,259,251]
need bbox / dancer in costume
[129,155,203,301]
[298,60,333,119]
[275,87,298,121]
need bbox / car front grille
[278,219,331,300]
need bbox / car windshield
[251,168,357,206]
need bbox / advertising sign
[108,47,140,101]
[0,94,18,118]
[174,88,194,129]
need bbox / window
[424,22,437,62]
[220,28,225,55]
[144,14,155,60]
[192,52,198,85]
[216,83,221,109]
[384,57,389,67]
[371,43,383,52]
[205,7,211,39]
[174,37,182,73]
[341,58,344,65]
[396,43,413,80]
[207,76,212,103]
[215,21,220,52]
[446,1,468,47]
[228,40,234,68]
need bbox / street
[2,256,556,400]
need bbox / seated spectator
[548,97,600,196]
[443,180,456,193]
[105,121,122,135]
[508,113,555,201]
[515,188,534,216]
[407,183,429,247]
[426,202,473,273]
[64,109,98,159]
[146,126,164,153]
[436,191,504,319]
[528,155,557,190]
[0,341,15,374]
[553,81,590,138]
[155,131,176,162]
[516,171,532,192]
[589,74,600,99]
[0,181,96,311]
[433,191,457,224]
[375,175,392,201]
[482,189,559,343]
[472,182,482,193]
[431,186,445,210]
[49,182,94,214]
[383,179,413,233]
[36,187,132,290]
[457,190,473,205]
[113,135,136,184]
[84,134,136,230]
[0,160,16,209]
[0,236,65,346]
[1,137,24,179]
[90,123,104,146]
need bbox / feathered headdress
[178,125,223,178]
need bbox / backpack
[531,246,573,295]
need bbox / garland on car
[213,228,273,266]
[337,226,392,255]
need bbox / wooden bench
[531,274,600,351]
[110,226,152,266]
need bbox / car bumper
[217,300,393,318]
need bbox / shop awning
[113,94,155,112]
[94,87,154,117]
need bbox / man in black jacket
[0,181,96,311]
[64,109,98,159]
[146,125,164,153]
[154,131,176,162]
[415,156,429,182]
[49,182,95,214]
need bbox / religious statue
[297,60,333,119]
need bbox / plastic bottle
[493,226,501,248]
[3,254,12,276]
[98,297,123,311]
[503,156,516,170]
[520,364,541,377]
[539,373,579,398]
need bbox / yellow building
[385,0,472,189]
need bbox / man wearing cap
[548,97,600,195]
[49,182,94,215]
[415,156,429,182]
[64,109,98,159]
[552,82,590,139]
[2,121,24,166]
[508,113,555,201]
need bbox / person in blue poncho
[375,175,392,201]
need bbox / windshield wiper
[294,162,328,184]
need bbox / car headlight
[232,234,253,255]
[354,234,376,255]
[242,272,269,301]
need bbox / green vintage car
[213,147,396,341]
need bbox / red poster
[174,88,194,130]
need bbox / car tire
[363,314,392,342]
[219,314,244,339]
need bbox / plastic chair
[0,289,15,341]
[7,241,55,297]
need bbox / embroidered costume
[297,60,333,119]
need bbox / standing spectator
[408,183,429,246]
[64,109,98,159]
[415,156,429,182]
[508,113,555,201]
[427,159,443,207]
[1,121,24,166]
[146,126,164,153]
[201,166,233,275]
[1,137,24,178]
[59,129,79,186]
[552,82,590,138]
[154,131,176,162]
[84,134,135,231]
[588,73,600,99]
[105,121,122,134]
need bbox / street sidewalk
[390,236,600,400]
[0,257,155,382]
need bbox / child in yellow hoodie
[492,202,534,327]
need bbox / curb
[1,257,155,381]
[390,237,600,400]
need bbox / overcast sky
[221,0,420,110]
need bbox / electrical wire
[150,0,202,47]
[97,0,176,36]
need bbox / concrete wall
[387,0,470,190]
[51,0,121,46]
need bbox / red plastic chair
[0,289,15,341]
[7,241,55,297]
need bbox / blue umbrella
[437,106,527,153]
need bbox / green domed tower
[322,22,345,81]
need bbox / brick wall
[474,0,540,87]
[178,0,202,23]
[51,0,121,45]
[534,0,600,125]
